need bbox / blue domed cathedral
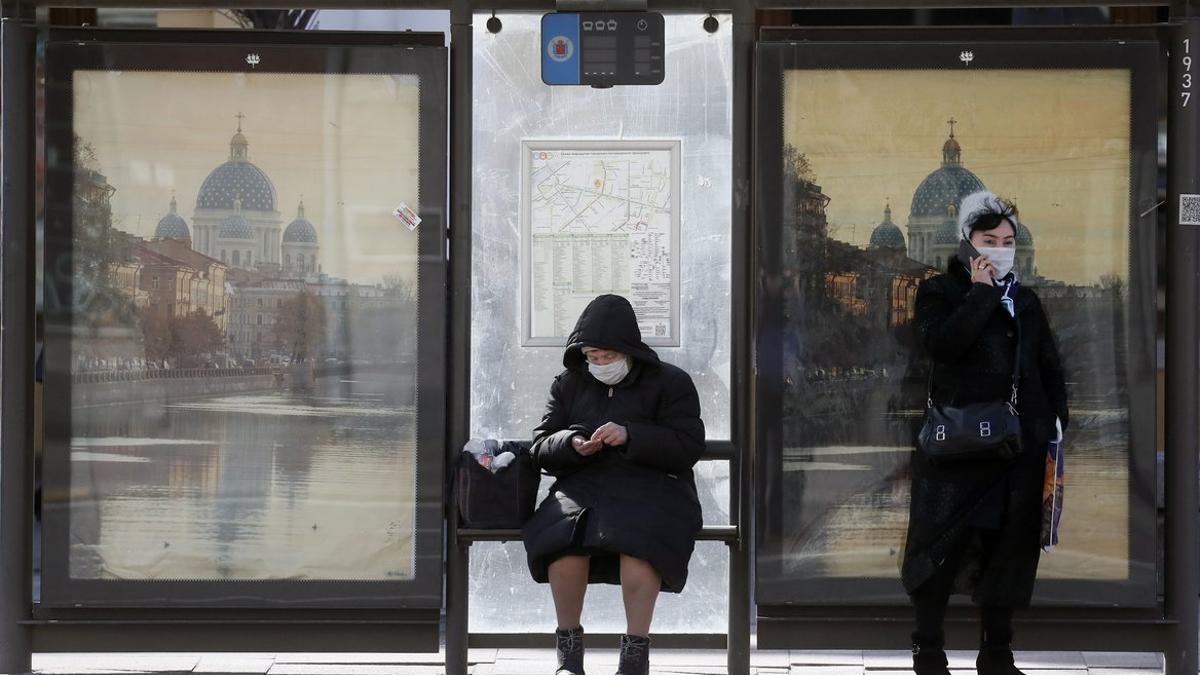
[86,116,410,367]
[153,116,321,277]
[869,120,1038,279]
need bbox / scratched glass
[469,12,733,631]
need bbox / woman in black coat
[901,192,1069,675]
[522,294,705,675]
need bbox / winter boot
[911,632,950,675]
[977,626,1026,675]
[555,626,585,675]
[614,634,650,675]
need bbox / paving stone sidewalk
[26,648,1167,675]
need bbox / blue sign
[541,12,665,87]
[541,13,580,86]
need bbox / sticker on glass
[393,202,422,230]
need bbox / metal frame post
[0,16,36,675]
[446,4,473,675]
[729,3,754,675]
[1164,7,1200,675]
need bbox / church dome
[195,118,277,212]
[868,203,906,251]
[942,136,962,164]
[911,121,987,221]
[1016,222,1033,246]
[218,199,255,239]
[911,165,987,220]
[154,196,191,240]
[282,201,318,244]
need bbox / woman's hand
[591,422,628,447]
[571,434,603,456]
[969,255,996,285]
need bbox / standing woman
[522,294,705,675]
[901,192,1069,675]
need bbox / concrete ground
[27,648,1167,675]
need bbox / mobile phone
[957,238,982,269]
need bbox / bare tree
[138,308,172,365]
[276,290,327,364]
[170,310,226,367]
[782,144,814,183]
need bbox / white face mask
[588,357,630,385]
[977,246,1016,280]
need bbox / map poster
[521,140,681,347]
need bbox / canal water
[64,374,417,581]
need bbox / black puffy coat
[522,295,705,593]
[900,260,1069,608]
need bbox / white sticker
[393,203,421,231]
[1180,194,1200,226]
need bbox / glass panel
[470,12,733,441]
[755,42,1158,607]
[469,12,733,631]
[40,38,447,608]
[469,540,729,634]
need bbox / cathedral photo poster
[755,41,1159,607]
[40,40,447,608]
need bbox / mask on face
[976,246,1016,279]
[588,357,630,385]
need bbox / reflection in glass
[60,71,422,581]
[778,69,1135,585]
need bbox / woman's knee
[619,555,660,582]
[549,555,590,576]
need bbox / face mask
[588,358,630,386]
[976,246,1016,279]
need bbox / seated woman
[522,294,705,675]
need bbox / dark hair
[966,198,1018,235]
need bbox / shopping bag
[1041,436,1064,551]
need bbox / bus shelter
[0,0,1196,673]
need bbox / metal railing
[70,366,275,384]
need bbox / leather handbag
[917,324,1022,465]
[455,440,540,528]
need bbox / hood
[563,294,661,370]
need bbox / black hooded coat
[900,259,1069,608]
[521,295,705,593]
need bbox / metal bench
[445,439,749,674]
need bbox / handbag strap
[926,305,1022,410]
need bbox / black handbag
[455,440,540,529]
[917,323,1023,465]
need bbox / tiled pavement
[27,648,1167,675]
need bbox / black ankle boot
[976,627,1025,675]
[614,634,650,675]
[555,626,585,675]
[911,632,950,675]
